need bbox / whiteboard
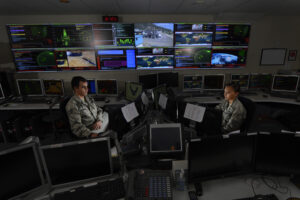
[260,48,286,65]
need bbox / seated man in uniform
[215,82,247,133]
[66,76,109,138]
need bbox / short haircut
[225,82,240,93]
[71,76,87,90]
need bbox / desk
[173,174,300,200]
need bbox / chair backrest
[238,96,256,132]
[59,96,72,124]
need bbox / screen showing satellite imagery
[175,48,212,68]
[43,80,64,96]
[183,75,203,91]
[135,23,174,47]
[136,48,174,69]
[175,32,213,47]
[211,48,247,68]
[66,50,96,68]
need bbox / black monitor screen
[175,48,212,68]
[93,23,135,47]
[13,50,57,71]
[231,75,249,89]
[134,23,174,47]
[42,138,112,186]
[211,49,247,68]
[204,75,224,90]
[272,75,299,92]
[214,24,250,46]
[188,136,254,183]
[17,80,43,96]
[87,80,96,95]
[43,80,64,96]
[7,25,54,49]
[158,72,178,87]
[183,75,202,91]
[249,74,272,90]
[150,124,182,153]
[97,49,136,70]
[139,74,158,89]
[256,134,300,176]
[97,80,118,95]
[125,82,143,101]
[0,145,43,200]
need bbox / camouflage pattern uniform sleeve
[215,100,225,111]
[222,102,247,133]
[66,102,91,138]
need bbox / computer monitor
[231,74,249,89]
[203,75,225,90]
[66,50,97,69]
[43,80,64,96]
[271,75,299,92]
[139,73,158,89]
[158,72,179,87]
[183,75,203,91]
[0,143,45,200]
[125,82,143,101]
[134,23,174,47]
[188,136,255,183]
[150,123,183,154]
[96,49,136,70]
[40,137,112,187]
[211,48,247,68]
[175,32,213,47]
[17,79,43,96]
[248,74,273,90]
[255,134,300,176]
[175,48,212,68]
[0,83,4,100]
[87,79,97,95]
[96,80,118,96]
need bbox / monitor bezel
[87,79,97,96]
[203,74,225,91]
[40,137,113,189]
[0,83,5,100]
[183,75,203,92]
[42,79,65,97]
[96,79,118,96]
[149,123,183,154]
[271,75,300,93]
[0,143,46,200]
[16,79,44,97]
[230,74,250,90]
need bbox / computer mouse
[47,100,52,104]
[105,98,110,103]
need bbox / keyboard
[93,96,106,101]
[240,91,258,95]
[269,92,297,99]
[22,98,51,104]
[53,177,125,200]
[233,194,279,200]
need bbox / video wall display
[7,23,251,72]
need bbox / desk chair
[238,96,256,134]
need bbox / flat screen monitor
[272,75,299,92]
[175,32,213,47]
[203,75,225,90]
[213,24,251,46]
[0,84,4,100]
[87,79,97,95]
[17,79,43,96]
[125,82,143,101]
[188,136,255,183]
[43,80,64,96]
[134,23,174,47]
[41,137,112,187]
[183,75,203,91]
[139,73,158,89]
[96,80,118,96]
[136,48,174,70]
[231,74,249,89]
[0,143,45,200]
[255,134,300,176]
[13,50,57,72]
[65,50,97,70]
[174,24,215,32]
[93,23,135,47]
[248,74,273,90]
[211,48,247,68]
[150,123,183,154]
[158,72,178,87]
[175,48,212,68]
[97,49,136,70]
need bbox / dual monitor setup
[7,23,250,71]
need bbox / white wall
[0,14,299,94]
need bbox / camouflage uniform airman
[215,98,247,133]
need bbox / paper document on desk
[158,94,168,110]
[121,102,139,123]
[184,103,206,123]
[141,92,149,105]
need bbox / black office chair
[238,96,256,134]
[58,96,75,140]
